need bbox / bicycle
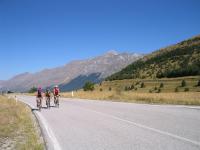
[54,95,59,107]
[46,96,51,109]
[36,97,42,111]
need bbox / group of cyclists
[36,85,60,111]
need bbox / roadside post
[71,91,74,97]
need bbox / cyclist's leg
[57,95,59,106]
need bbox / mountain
[0,80,4,88]
[106,35,200,81]
[1,50,142,92]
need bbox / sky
[0,0,200,80]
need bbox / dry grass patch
[0,95,44,150]
[61,91,200,105]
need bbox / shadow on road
[31,108,40,111]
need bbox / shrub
[159,83,164,88]
[130,84,134,90]
[184,88,189,92]
[197,80,200,86]
[29,87,37,93]
[175,87,179,92]
[83,81,95,91]
[140,82,145,88]
[134,88,138,91]
[125,86,128,91]
[154,87,158,91]
[135,81,140,85]
[149,89,152,93]
[109,87,112,91]
[181,80,186,87]
[157,88,161,93]
[100,88,103,92]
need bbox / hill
[0,51,142,92]
[106,35,200,81]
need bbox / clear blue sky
[0,0,200,80]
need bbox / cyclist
[53,85,60,107]
[36,87,43,110]
[45,89,51,108]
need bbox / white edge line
[18,96,62,150]
[80,107,200,147]
[35,112,62,150]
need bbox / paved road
[16,95,200,150]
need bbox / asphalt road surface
[16,95,200,150]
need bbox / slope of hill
[1,51,142,92]
[106,35,200,81]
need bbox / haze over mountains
[0,51,142,92]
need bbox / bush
[159,83,164,88]
[140,82,145,88]
[130,84,134,90]
[181,80,186,87]
[100,88,103,92]
[135,81,140,85]
[157,88,161,93]
[154,87,158,91]
[109,87,112,91]
[83,81,95,91]
[197,80,200,86]
[29,87,37,93]
[124,86,128,91]
[149,89,152,93]
[184,88,189,92]
[175,87,179,92]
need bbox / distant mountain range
[0,51,142,92]
[106,35,200,81]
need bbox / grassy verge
[96,76,200,93]
[0,95,44,150]
[61,91,200,105]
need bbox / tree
[83,81,95,91]
[29,87,37,93]
[181,80,186,87]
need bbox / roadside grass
[97,76,200,93]
[61,91,200,105]
[0,95,44,150]
[61,76,200,105]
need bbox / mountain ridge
[1,50,142,91]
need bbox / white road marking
[79,106,200,147]
[36,112,62,150]
[17,97,62,150]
